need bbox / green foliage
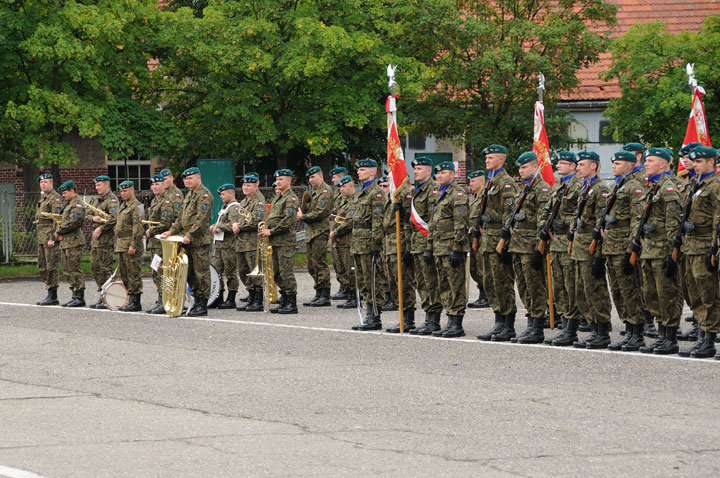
[603,16,720,150]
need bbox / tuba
[248,222,277,311]
[156,235,189,317]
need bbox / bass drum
[183,265,221,311]
[102,281,129,311]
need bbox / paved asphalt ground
[0,275,719,478]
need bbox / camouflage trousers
[549,252,579,320]
[683,254,720,333]
[60,247,84,292]
[481,251,516,316]
[212,247,239,292]
[353,253,386,309]
[187,245,211,300]
[38,243,60,289]
[332,244,353,290]
[574,260,611,324]
[272,246,297,295]
[512,253,546,319]
[237,249,262,292]
[118,251,143,295]
[412,253,442,314]
[147,247,163,296]
[306,235,330,290]
[436,254,467,316]
[385,254,416,311]
[639,258,682,328]
[469,250,485,297]
[679,255,698,310]
[606,254,644,325]
[90,246,114,291]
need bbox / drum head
[103,282,128,310]
[208,265,220,305]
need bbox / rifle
[537,184,569,255]
[496,172,541,254]
[567,183,592,255]
[629,183,662,266]
[471,177,494,252]
[588,172,631,255]
[671,178,701,263]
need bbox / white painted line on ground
[0,465,48,478]
[0,301,717,365]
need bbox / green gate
[197,158,235,224]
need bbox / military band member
[467,170,489,309]
[328,167,352,300]
[145,174,175,314]
[427,162,470,338]
[114,181,145,312]
[163,167,214,316]
[87,175,118,309]
[36,173,63,306]
[329,175,357,310]
[210,184,242,309]
[160,168,184,210]
[298,166,333,307]
[54,180,86,307]
[261,169,299,314]
[233,173,267,312]
[377,176,397,312]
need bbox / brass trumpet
[82,197,110,222]
[34,212,62,223]
[248,222,277,311]
[237,205,253,222]
[141,220,161,226]
[330,214,347,225]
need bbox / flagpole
[388,67,405,333]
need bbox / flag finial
[537,72,545,102]
[686,63,697,88]
[387,64,397,95]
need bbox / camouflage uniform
[212,200,243,293]
[383,184,415,312]
[267,188,299,295]
[302,182,333,294]
[167,184,184,210]
[36,189,63,290]
[146,191,176,295]
[468,191,485,303]
[88,192,118,291]
[236,191,267,294]
[56,196,87,292]
[409,179,442,315]
[115,197,145,294]
[331,188,351,292]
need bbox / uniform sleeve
[333,204,353,237]
[268,197,296,236]
[168,196,187,236]
[219,207,240,234]
[500,181,517,224]
[713,184,720,245]
[664,189,682,244]
[56,204,86,235]
[453,193,470,250]
[187,193,213,239]
[100,198,118,232]
[302,189,333,223]
[131,204,144,250]
[371,190,386,252]
[535,188,551,233]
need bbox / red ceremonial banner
[533,101,556,186]
[679,86,712,177]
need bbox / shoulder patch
[55,198,61,202]
[504,185,512,189]
[111,199,117,202]
[666,188,674,192]
[432,190,438,195]
[203,194,209,198]
[601,193,608,198]
[635,190,642,194]
[457,192,463,196]
[165,200,170,204]
[376,194,382,199]
[291,197,297,202]
[541,188,549,193]
[322,190,328,194]
[175,193,181,197]
[75,203,82,207]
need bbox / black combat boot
[120,293,141,312]
[643,311,658,338]
[270,292,287,313]
[679,330,704,357]
[511,315,533,343]
[207,290,223,309]
[491,312,516,342]
[337,294,357,309]
[552,318,578,346]
[37,287,59,306]
[442,315,466,338]
[331,286,349,301]
[147,294,163,313]
[653,326,679,355]
[63,289,86,308]
[149,294,165,314]
[303,289,320,307]
[621,323,646,352]
[578,318,591,332]
[468,287,490,308]
[573,322,597,348]
[545,317,567,344]
[236,290,254,311]
[517,317,545,344]
[354,306,381,330]
[477,312,505,341]
[381,292,398,311]
[218,290,237,309]
[386,309,415,333]
[410,311,434,335]
[639,324,665,353]
[690,332,717,358]
[246,290,264,312]
[239,293,250,303]
[432,314,454,337]
[187,298,208,316]
[678,320,699,341]
[609,323,632,351]
[311,288,331,307]
[586,321,612,349]
[89,293,102,309]
[278,294,298,314]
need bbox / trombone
[248,221,277,311]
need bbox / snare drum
[102,281,129,310]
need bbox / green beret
[379,175,388,183]
[245,171,259,178]
[661,147,674,159]
[613,151,636,163]
[160,168,173,177]
[217,183,236,193]
[37,173,53,182]
[557,151,577,163]
[117,180,135,190]
[150,174,164,184]
[482,144,508,155]
[467,170,485,179]
[434,161,455,172]
[689,146,718,159]
[273,169,293,178]
[411,156,432,167]
[92,175,110,184]
[356,158,378,168]
[681,142,701,156]
[242,174,259,183]
[644,147,671,162]
[306,166,322,177]
[623,142,645,152]
[271,182,277,188]
[329,167,347,176]
[57,180,75,192]
[578,151,600,162]
[181,167,200,179]
[337,175,353,187]
[515,151,537,167]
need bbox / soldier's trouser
[386,254,416,310]
[375,250,389,300]
[118,251,143,294]
[684,255,720,333]
[575,260,611,324]
[332,243,350,289]
[353,253,385,309]
[237,249,261,291]
[550,251,579,320]
[512,253,546,319]
[272,246,297,295]
[639,259,682,328]
[148,247,162,295]
[60,247,84,292]
[306,235,330,290]
[679,254,699,311]
[212,247,239,292]
[469,250,484,295]
[38,243,60,289]
[481,251,516,316]
[419,254,442,314]
[187,245,211,300]
[606,254,644,325]
[90,246,114,290]
[436,254,467,316]
[411,253,430,311]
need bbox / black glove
[630,237,642,253]
[402,251,413,265]
[499,250,512,265]
[662,255,677,278]
[423,249,433,264]
[530,250,543,270]
[450,250,463,268]
[392,202,404,214]
[566,230,575,242]
[538,226,550,242]
[470,225,480,238]
[621,252,634,275]
[672,233,683,250]
[592,227,602,242]
[499,226,512,240]
[371,250,380,261]
[706,246,719,273]
[591,256,605,279]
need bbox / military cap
[337,175,353,187]
[577,151,600,162]
[661,147,674,159]
[613,151,636,163]
[57,180,75,192]
[680,142,701,156]
[217,183,236,193]
[37,173,53,182]
[482,144,508,155]
[306,166,322,177]
[329,166,347,176]
[467,170,485,179]
[117,180,135,190]
[515,151,537,166]
[242,174,259,183]
[411,156,432,167]
[434,161,455,172]
[245,171,259,178]
[643,147,671,162]
[150,174,165,184]
[623,142,645,152]
[160,168,173,177]
[556,151,577,163]
[274,169,293,178]
[379,175,389,183]
[689,146,718,159]
[92,175,111,184]
[356,158,378,168]
[181,166,200,179]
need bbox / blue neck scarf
[561,173,575,183]
[647,171,671,184]
[488,167,504,179]
[362,179,375,192]
[582,175,598,191]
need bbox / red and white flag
[533,101,556,186]
[679,86,712,177]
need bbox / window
[598,120,614,143]
[108,158,152,191]
[408,135,426,150]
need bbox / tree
[602,16,720,150]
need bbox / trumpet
[330,214,347,225]
[82,197,110,222]
[34,212,62,223]
[141,220,161,226]
[237,206,253,222]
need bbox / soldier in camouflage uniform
[163,167,214,316]
[329,175,357,310]
[233,173,267,312]
[87,175,118,309]
[474,145,518,342]
[145,174,176,314]
[427,162,470,338]
[467,170,489,309]
[377,176,397,312]
[328,167,352,300]
[54,180,87,307]
[349,158,387,330]
[35,173,64,306]
[161,168,184,211]
[298,166,333,307]
[114,181,145,312]
[210,184,242,309]
[260,169,299,314]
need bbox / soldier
[86,175,118,309]
[467,170,489,309]
[114,181,145,312]
[54,180,87,307]
[502,152,550,344]
[145,174,175,314]
[233,173,267,312]
[210,184,242,309]
[474,145,518,341]
[329,175,357,310]
[260,169,299,314]
[377,176,397,312]
[298,166,333,307]
[35,173,64,306]
[627,148,683,353]
[328,167,352,301]
[163,167,214,316]
[348,158,386,330]
[427,162,470,338]
[160,168,184,210]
